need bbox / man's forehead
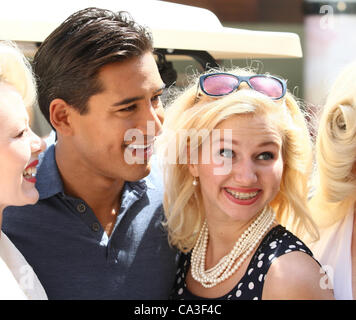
[111,84,166,107]
[97,55,163,91]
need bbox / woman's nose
[232,160,258,185]
[30,130,46,154]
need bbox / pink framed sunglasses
[198,72,287,100]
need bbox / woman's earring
[192,177,198,186]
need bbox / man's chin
[125,163,152,182]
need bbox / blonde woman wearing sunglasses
[158,68,334,300]
[0,42,47,299]
[308,61,356,300]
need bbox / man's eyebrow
[111,85,166,107]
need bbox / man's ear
[49,98,75,136]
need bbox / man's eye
[152,94,161,101]
[219,149,235,158]
[151,94,163,106]
[257,152,274,160]
[119,105,137,112]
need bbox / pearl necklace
[191,206,276,288]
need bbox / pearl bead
[191,206,275,288]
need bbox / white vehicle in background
[0,0,302,135]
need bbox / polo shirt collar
[36,144,64,200]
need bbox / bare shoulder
[262,251,334,300]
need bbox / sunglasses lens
[203,74,239,96]
[249,76,284,99]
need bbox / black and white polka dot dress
[170,225,317,300]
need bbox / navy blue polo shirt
[2,144,178,300]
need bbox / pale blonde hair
[158,68,319,252]
[0,41,36,109]
[309,61,356,228]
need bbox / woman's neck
[205,217,253,268]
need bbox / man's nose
[138,103,164,137]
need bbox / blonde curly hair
[309,61,356,228]
[158,68,318,252]
[0,41,36,109]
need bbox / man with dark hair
[3,7,178,300]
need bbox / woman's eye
[219,149,235,158]
[15,128,27,138]
[257,152,274,160]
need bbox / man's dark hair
[33,7,154,125]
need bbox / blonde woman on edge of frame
[0,42,47,299]
[157,68,334,300]
[308,60,356,300]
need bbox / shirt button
[92,222,100,232]
[77,203,86,213]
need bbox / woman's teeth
[23,166,37,178]
[225,188,259,200]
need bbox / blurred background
[2,0,355,137]
[165,0,356,109]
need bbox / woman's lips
[223,187,261,205]
[225,187,260,192]
[23,159,39,183]
[25,159,39,170]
